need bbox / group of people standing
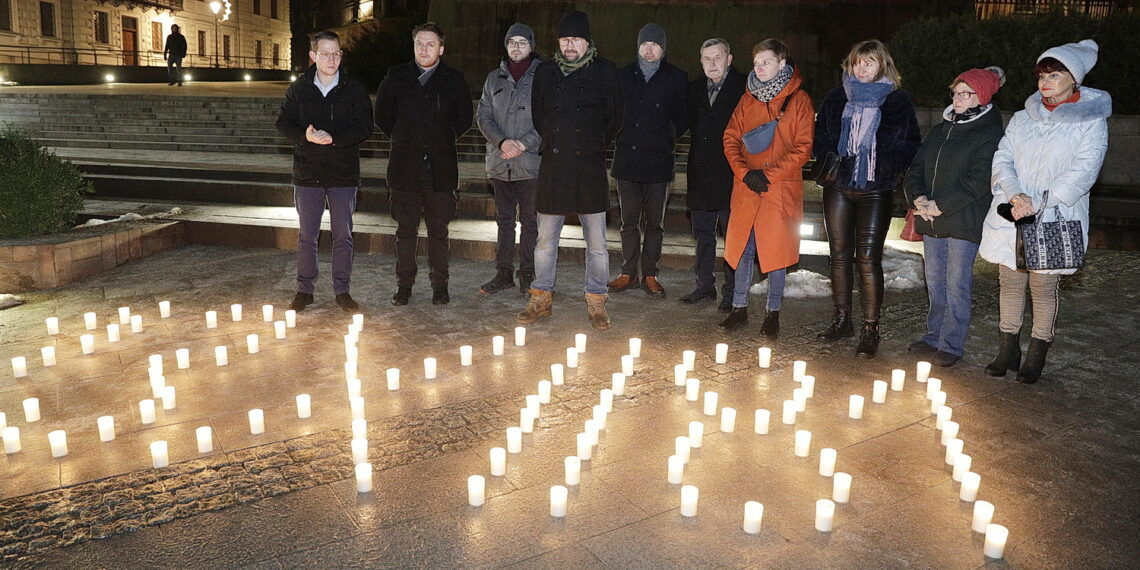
[274,11,1110,383]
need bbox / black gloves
[743,170,769,194]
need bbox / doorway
[121,16,138,66]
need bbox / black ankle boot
[855,321,880,358]
[718,307,748,331]
[760,310,779,340]
[1016,338,1051,384]
[818,308,854,340]
[984,332,1021,377]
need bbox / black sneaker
[335,293,359,312]
[432,287,450,305]
[391,287,411,306]
[480,268,515,294]
[289,292,314,311]
[517,270,535,294]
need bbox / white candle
[214,346,228,367]
[685,378,700,401]
[945,438,964,466]
[80,334,95,354]
[953,454,973,482]
[515,326,526,346]
[84,312,98,330]
[285,309,297,328]
[344,360,357,380]
[802,375,816,398]
[118,306,131,324]
[960,472,981,502]
[46,317,59,335]
[680,485,699,517]
[41,346,56,367]
[683,350,696,371]
[872,380,888,404]
[347,419,365,441]
[551,363,564,385]
[891,369,906,391]
[468,475,486,506]
[550,485,569,517]
[916,361,931,383]
[758,347,772,368]
[815,499,835,531]
[833,472,852,503]
[176,348,190,369]
[4,426,22,453]
[351,313,364,329]
[793,360,807,382]
[48,430,68,458]
[793,388,807,412]
[576,432,592,460]
[23,398,41,422]
[794,430,812,458]
[583,420,599,446]
[489,446,507,476]
[525,394,540,417]
[721,407,737,433]
[344,333,357,353]
[351,438,368,464]
[941,421,960,446]
[0,412,5,429]
[350,396,365,420]
[143,354,162,376]
[675,436,691,464]
[97,415,115,442]
[754,409,771,435]
[819,448,837,477]
[261,304,274,322]
[538,380,552,404]
[106,323,121,343]
[936,406,953,430]
[592,405,607,429]
[345,378,360,401]
[423,357,437,379]
[667,454,684,484]
[972,500,995,533]
[848,395,864,419]
[926,377,942,399]
[242,333,259,354]
[150,440,169,468]
[565,455,581,485]
[781,400,797,425]
[621,354,634,377]
[702,391,718,416]
[386,368,400,391]
[599,388,614,413]
[575,332,587,353]
[983,524,1008,559]
[506,427,522,453]
[159,301,171,318]
[715,343,728,364]
[460,345,473,366]
[205,310,218,329]
[355,462,373,493]
[149,371,165,399]
[248,408,265,434]
[492,335,505,356]
[520,409,536,433]
[674,364,687,386]
[138,399,156,424]
[628,337,641,358]
[565,347,578,368]
[688,421,704,448]
[226,303,242,322]
[274,321,286,340]
[743,501,764,534]
[11,356,27,378]
[930,390,947,414]
[296,394,311,419]
[161,386,177,410]
[612,372,626,396]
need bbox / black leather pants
[822,186,894,322]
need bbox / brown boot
[517,289,553,324]
[585,292,610,330]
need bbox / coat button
[634,122,639,128]
[552,148,560,154]
[576,150,582,156]
[632,145,637,150]
[575,128,581,133]
[554,105,560,110]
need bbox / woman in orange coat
[718,38,814,340]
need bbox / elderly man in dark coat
[516,10,623,330]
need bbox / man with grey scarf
[608,23,689,298]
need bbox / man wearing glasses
[276,30,374,312]
[375,22,473,306]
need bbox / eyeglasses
[950,90,977,99]
[315,51,342,61]
[507,40,530,49]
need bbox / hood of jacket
[1025,86,1112,123]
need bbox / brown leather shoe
[643,276,666,298]
[607,274,640,292]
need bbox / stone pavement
[1,244,1139,568]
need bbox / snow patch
[74,208,183,228]
[0,294,25,309]
[746,247,925,298]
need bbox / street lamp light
[209,1,221,68]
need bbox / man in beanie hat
[476,23,543,296]
[518,10,623,330]
[608,23,689,299]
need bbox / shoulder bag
[742,91,796,154]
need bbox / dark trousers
[822,186,893,322]
[391,169,457,289]
[491,178,538,274]
[295,186,357,295]
[166,58,183,84]
[690,208,734,298]
[617,179,669,277]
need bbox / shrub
[0,131,92,239]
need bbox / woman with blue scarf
[814,40,921,357]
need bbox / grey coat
[477,56,543,181]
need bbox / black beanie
[637,23,666,51]
[504,23,535,50]
[558,10,591,42]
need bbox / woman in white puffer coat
[978,39,1111,384]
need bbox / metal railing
[975,0,1132,19]
[0,44,288,70]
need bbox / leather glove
[743,170,769,194]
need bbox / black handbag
[809,152,841,189]
[1014,192,1085,270]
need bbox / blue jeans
[295,186,357,295]
[533,212,609,295]
[732,230,785,311]
[920,236,979,356]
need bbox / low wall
[0,63,292,85]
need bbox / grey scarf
[747,64,793,103]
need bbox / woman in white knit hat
[978,39,1112,383]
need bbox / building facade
[0,0,291,69]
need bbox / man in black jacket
[680,38,746,311]
[609,23,688,299]
[163,24,187,86]
[275,30,374,312]
[516,10,622,330]
[375,22,473,306]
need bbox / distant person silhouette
[163,24,187,86]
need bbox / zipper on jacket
[928,124,955,233]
